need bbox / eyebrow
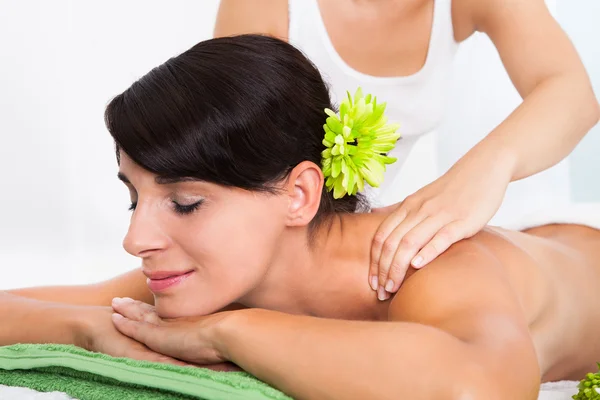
[117,172,200,186]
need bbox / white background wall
[0,0,598,289]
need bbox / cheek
[154,197,286,318]
[207,197,285,270]
[177,197,284,286]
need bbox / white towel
[0,385,74,399]
[0,381,584,400]
[501,202,600,232]
[539,380,580,399]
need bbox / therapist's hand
[369,157,512,300]
[111,297,241,371]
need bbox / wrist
[25,303,91,347]
[452,138,517,183]
[69,306,107,350]
[209,308,256,362]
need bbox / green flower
[321,87,401,199]
[573,365,600,400]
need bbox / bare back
[465,224,600,381]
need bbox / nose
[123,202,170,258]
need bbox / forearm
[0,290,85,347]
[215,309,484,400]
[464,72,599,181]
[7,268,154,307]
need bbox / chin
[153,294,228,319]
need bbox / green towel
[0,344,291,400]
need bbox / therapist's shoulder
[454,0,552,38]
[214,0,289,40]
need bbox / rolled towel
[0,344,290,400]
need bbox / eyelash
[128,200,204,215]
[172,200,203,215]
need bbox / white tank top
[288,0,458,204]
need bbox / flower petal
[333,178,346,199]
[332,157,342,178]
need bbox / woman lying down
[3,35,600,400]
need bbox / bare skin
[279,211,600,383]
[400,220,600,382]
[494,223,600,381]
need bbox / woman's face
[118,152,289,318]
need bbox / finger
[112,297,161,325]
[369,206,410,291]
[113,314,188,361]
[112,313,161,350]
[411,221,465,269]
[376,214,425,299]
[385,216,448,293]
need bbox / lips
[144,269,194,293]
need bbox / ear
[284,161,324,227]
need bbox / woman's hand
[77,305,188,366]
[370,155,513,300]
[111,297,240,371]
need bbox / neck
[239,212,389,321]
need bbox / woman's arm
[3,268,245,351]
[0,271,195,365]
[0,268,151,344]
[112,241,540,400]
[0,291,85,346]
[217,312,497,400]
[1,268,147,345]
[7,268,153,306]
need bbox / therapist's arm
[214,0,287,39]
[371,0,600,295]
[465,0,600,180]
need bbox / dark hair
[104,34,367,229]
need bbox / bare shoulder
[388,238,540,396]
[455,0,552,35]
[389,238,528,342]
[451,0,552,41]
[214,0,289,40]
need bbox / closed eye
[172,200,204,215]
